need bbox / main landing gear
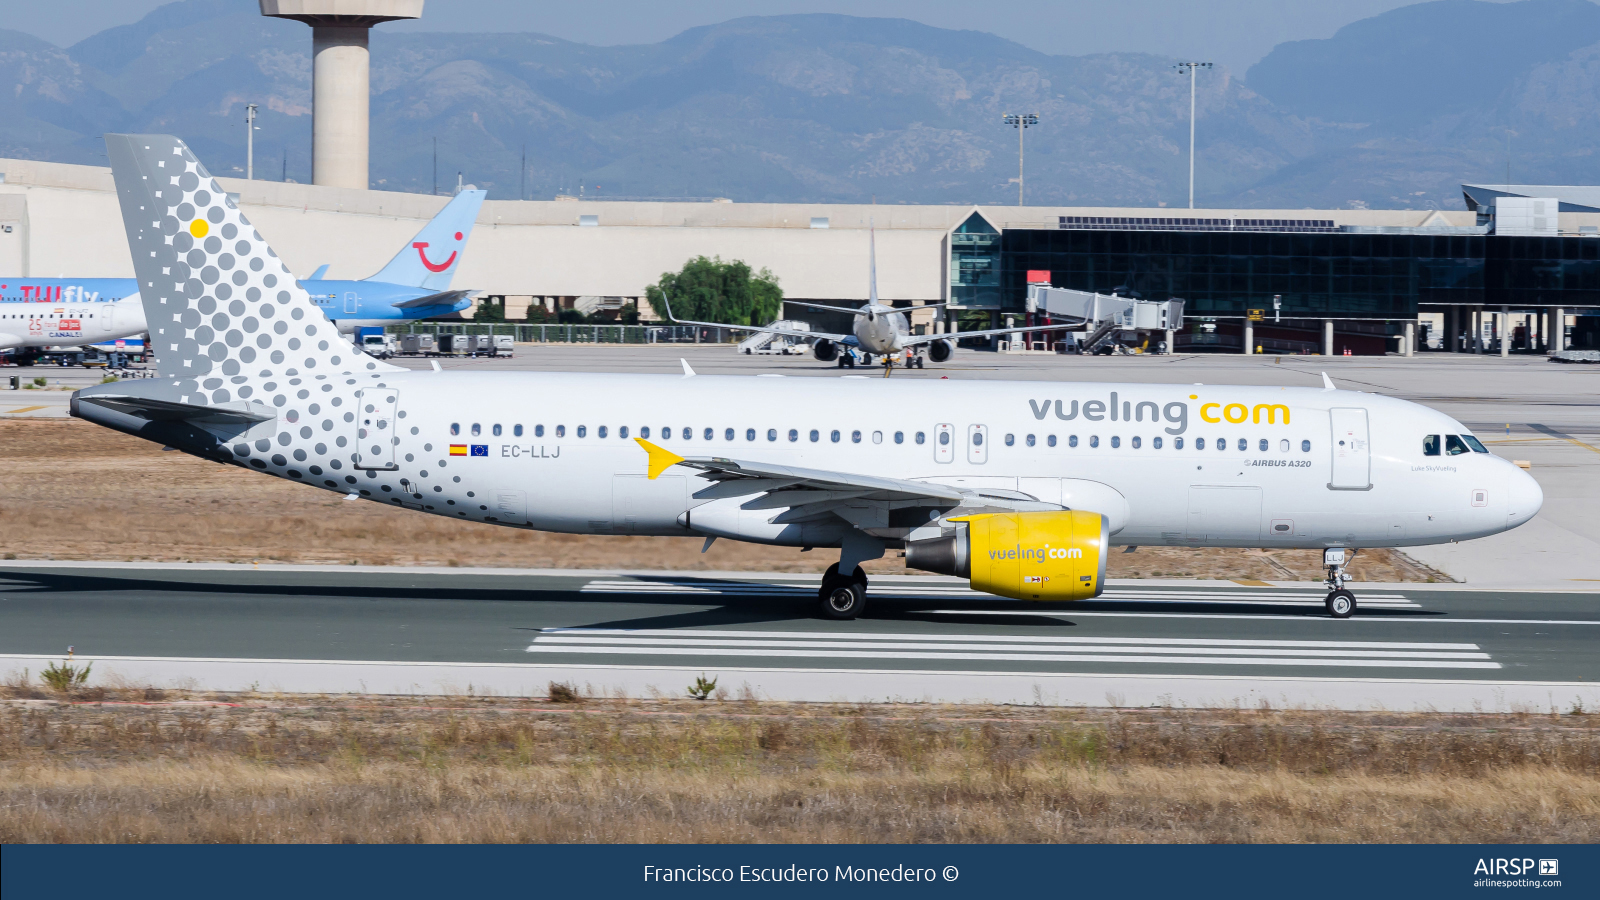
[1323,547,1356,618]
[819,562,868,619]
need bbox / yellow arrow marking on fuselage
[635,438,685,480]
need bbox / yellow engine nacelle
[905,510,1108,601]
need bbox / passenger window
[915,432,926,445]
[1026,434,1036,447]
[830,430,840,443]
[768,429,778,441]
[514,425,523,437]
[450,423,460,436]
[704,428,713,440]
[492,424,502,437]
[1301,439,1311,452]
[1131,436,1141,449]
[894,431,904,444]
[471,423,481,436]
[1258,438,1267,451]
[577,425,588,438]
[789,429,799,442]
[597,426,608,438]
[536,425,545,438]
[1218,438,1226,451]
[619,426,629,439]
[1196,437,1206,450]
[938,431,950,446]
[747,428,756,441]
[1238,438,1248,451]
[1047,435,1057,447]
[1110,436,1120,448]
[872,431,882,444]
[725,428,734,441]
[810,429,820,442]
[640,426,650,439]
[851,430,862,444]
[1090,435,1100,448]
[1153,436,1162,449]
[1423,435,1440,456]
[1444,435,1469,456]
[683,428,692,440]
[1279,439,1289,452]
[1461,435,1489,453]
[1174,437,1184,449]
[555,425,565,438]
[1004,434,1015,446]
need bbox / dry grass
[2,688,1596,843]
[0,420,1438,580]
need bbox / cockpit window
[1444,435,1470,456]
[1423,435,1440,456]
[1460,434,1488,453]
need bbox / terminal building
[1,156,1597,354]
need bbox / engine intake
[906,510,1107,601]
[927,339,954,363]
[811,340,838,362]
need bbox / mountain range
[2,0,1597,209]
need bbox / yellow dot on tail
[190,219,208,238]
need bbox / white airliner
[664,226,1064,369]
[74,135,1543,621]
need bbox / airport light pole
[1173,62,1211,209]
[245,104,259,180]
[1002,113,1038,206]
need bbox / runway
[2,562,1596,711]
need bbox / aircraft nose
[1506,464,1543,525]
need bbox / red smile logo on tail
[413,239,459,273]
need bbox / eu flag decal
[470,445,489,457]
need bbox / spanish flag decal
[449,444,468,456]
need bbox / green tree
[645,256,783,326]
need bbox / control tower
[260,1,424,190]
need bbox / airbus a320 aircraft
[0,188,484,362]
[664,226,1065,370]
[74,135,1542,622]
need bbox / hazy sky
[12,0,1535,74]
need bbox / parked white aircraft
[75,135,1542,621]
[663,226,1063,369]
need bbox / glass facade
[1485,235,1600,307]
[998,229,1486,318]
[950,212,1001,308]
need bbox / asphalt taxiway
[3,562,1596,711]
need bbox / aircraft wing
[391,288,475,309]
[902,321,1078,346]
[657,295,851,343]
[633,438,1067,538]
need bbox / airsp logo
[1473,858,1550,876]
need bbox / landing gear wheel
[1325,589,1356,618]
[818,563,869,620]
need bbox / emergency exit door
[344,292,358,314]
[355,389,399,470]
[1328,407,1371,490]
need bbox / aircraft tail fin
[367,188,486,289]
[104,133,399,382]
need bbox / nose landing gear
[1323,547,1356,618]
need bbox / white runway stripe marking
[526,627,1497,670]
[578,579,1420,607]
[539,627,1480,650]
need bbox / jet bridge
[1025,284,1184,354]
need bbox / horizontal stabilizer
[391,288,474,309]
[75,393,274,425]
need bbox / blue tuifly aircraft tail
[366,188,486,290]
